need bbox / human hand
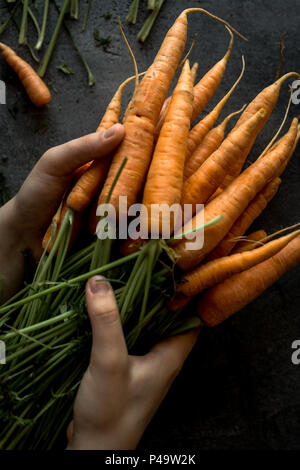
[66,276,199,450]
[0,124,124,299]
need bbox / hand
[0,124,124,300]
[67,276,199,450]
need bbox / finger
[144,328,200,382]
[85,276,128,371]
[38,123,124,178]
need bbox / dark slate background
[0,0,300,450]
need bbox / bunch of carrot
[1,7,300,450]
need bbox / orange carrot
[206,177,281,260]
[174,118,298,270]
[155,27,234,137]
[177,229,300,299]
[220,71,300,188]
[99,9,246,217]
[0,42,51,107]
[183,105,245,181]
[231,229,267,254]
[66,74,137,212]
[182,108,267,211]
[142,60,195,234]
[197,234,300,327]
[185,55,245,161]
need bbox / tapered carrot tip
[0,41,51,107]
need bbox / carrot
[206,177,281,260]
[220,71,300,188]
[181,108,267,211]
[177,229,300,299]
[197,234,300,327]
[42,201,82,252]
[155,27,234,137]
[99,9,246,218]
[183,105,245,181]
[66,74,136,212]
[191,27,234,123]
[231,229,267,254]
[174,118,298,270]
[185,55,245,161]
[142,60,195,234]
[0,42,51,107]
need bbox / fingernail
[103,124,119,139]
[89,276,110,294]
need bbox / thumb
[85,276,128,371]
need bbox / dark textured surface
[0,0,300,450]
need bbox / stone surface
[0,0,300,450]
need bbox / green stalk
[35,0,49,50]
[137,0,165,42]
[0,251,140,315]
[0,0,21,36]
[147,0,156,9]
[52,0,95,85]
[38,0,70,78]
[168,214,223,243]
[27,4,41,38]
[126,0,139,24]
[2,310,74,341]
[19,0,28,44]
[82,0,92,31]
[70,0,78,19]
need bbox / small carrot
[197,234,300,327]
[182,108,267,211]
[183,105,245,181]
[231,229,267,254]
[142,60,195,234]
[155,27,234,137]
[66,74,136,212]
[0,42,51,107]
[99,9,246,217]
[220,71,300,188]
[185,55,245,161]
[206,177,281,260]
[177,229,300,300]
[174,118,298,270]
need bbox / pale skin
[0,123,199,450]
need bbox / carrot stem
[70,0,78,19]
[148,0,156,9]
[35,0,49,50]
[0,0,21,36]
[38,0,70,78]
[126,0,140,25]
[169,214,223,243]
[138,0,165,42]
[27,4,41,38]
[19,0,28,45]
[81,0,92,31]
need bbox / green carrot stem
[147,0,156,9]
[19,0,28,44]
[52,0,95,86]
[38,0,70,78]
[2,310,74,341]
[126,0,139,24]
[35,0,49,50]
[0,251,140,314]
[168,214,223,243]
[0,0,21,36]
[137,0,165,42]
[70,0,78,19]
[82,0,92,31]
[27,4,41,38]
